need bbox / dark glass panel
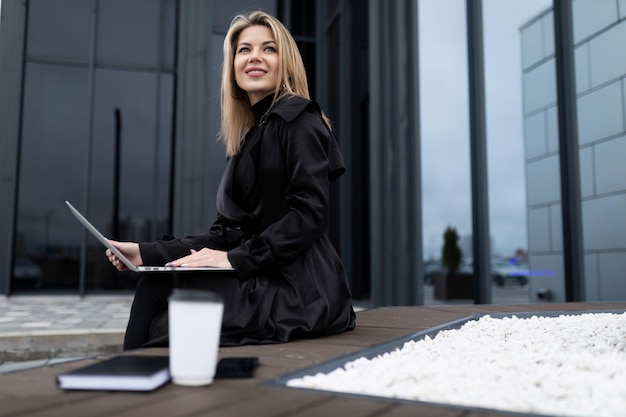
[26,0,94,64]
[14,0,177,293]
[290,0,316,37]
[15,62,91,291]
[85,69,174,290]
[98,0,161,68]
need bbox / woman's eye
[238,47,249,53]
[264,46,276,52]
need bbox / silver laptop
[65,201,234,273]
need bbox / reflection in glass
[594,135,626,196]
[524,112,547,159]
[26,0,94,64]
[523,58,557,113]
[13,0,176,293]
[526,155,561,206]
[521,17,543,69]
[16,62,91,291]
[577,82,622,145]
[588,21,626,89]
[85,69,173,290]
[572,0,618,43]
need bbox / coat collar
[259,95,345,179]
[265,95,320,123]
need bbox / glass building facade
[9,0,622,306]
[1,0,387,299]
[522,0,626,302]
[14,0,177,292]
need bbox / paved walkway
[0,295,134,373]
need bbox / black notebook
[56,355,170,391]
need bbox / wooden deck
[1,301,625,417]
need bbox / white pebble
[286,312,626,417]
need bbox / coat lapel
[216,129,262,222]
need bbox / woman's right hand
[105,240,142,271]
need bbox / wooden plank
[465,412,515,417]
[0,360,98,400]
[287,396,395,417]
[11,389,185,417]
[59,382,267,417]
[354,307,469,329]
[141,384,327,417]
[292,327,426,348]
[381,403,470,417]
[1,396,100,417]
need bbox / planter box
[434,272,474,300]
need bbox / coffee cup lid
[169,288,223,302]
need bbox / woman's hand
[168,248,232,268]
[105,240,142,271]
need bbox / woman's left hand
[168,248,232,268]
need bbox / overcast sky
[419,0,550,260]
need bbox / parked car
[491,259,529,286]
[423,261,444,285]
[13,257,44,290]
[424,258,529,287]
[423,260,474,285]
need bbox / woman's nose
[249,48,261,61]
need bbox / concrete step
[0,329,124,362]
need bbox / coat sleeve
[139,213,246,266]
[226,110,339,278]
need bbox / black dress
[125,94,356,349]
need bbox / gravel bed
[287,312,626,417]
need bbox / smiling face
[234,25,280,105]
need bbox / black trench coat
[139,95,356,346]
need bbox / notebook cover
[56,355,170,391]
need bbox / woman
[106,11,356,350]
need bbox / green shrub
[441,226,462,274]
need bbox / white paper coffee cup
[168,289,224,386]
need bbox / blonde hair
[219,11,328,156]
